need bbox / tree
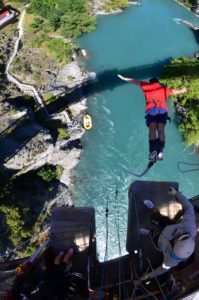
[61,11,96,38]
[161,57,199,146]
[37,165,57,182]
[28,0,96,38]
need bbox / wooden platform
[50,206,96,277]
[126,180,179,275]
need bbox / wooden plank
[50,207,96,278]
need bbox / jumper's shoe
[140,228,150,235]
[143,199,154,209]
[149,151,157,162]
[157,152,164,160]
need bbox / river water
[73,0,199,261]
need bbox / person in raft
[117,74,187,161]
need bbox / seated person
[139,187,196,281]
[17,246,78,300]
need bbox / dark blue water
[73,0,199,261]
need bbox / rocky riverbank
[0,6,94,254]
[92,0,141,15]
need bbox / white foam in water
[102,105,111,115]
[90,71,97,79]
[173,18,182,25]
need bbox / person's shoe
[157,152,164,160]
[143,199,154,209]
[140,228,150,235]
[54,250,65,265]
[65,245,79,256]
[149,151,157,162]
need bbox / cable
[177,161,199,173]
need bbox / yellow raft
[83,114,92,130]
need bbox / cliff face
[0,3,93,254]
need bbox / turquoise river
[73,0,199,261]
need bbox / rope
[87,221,94,293]
[114,189,121,300]
[114,188,127,300]
[146,257,167,300]
[139,282,159,300]
[131,262,159,300]
[177,161,199,173]
[99,196,109,300]
[1,227,50,260]
[132,192,143,273]
[131,287,150,300]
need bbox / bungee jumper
[136,187,196,283]
[117,74,187,162]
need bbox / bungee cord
[121,161,156,178]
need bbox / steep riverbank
[0,4,93,255]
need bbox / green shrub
[28,0,96,38]
[45,39,76,62]
[37,165,64,181]
[57,127,69,140]
[101,0,128,11]
[37,166,57,182]
[30,17,44,33]
[0,205,31,247]
[60,12,96,38]
[55,165,64,179]
[29,34,48,48]
[177,0,192,8]
[67,76,75,81]
[161,57,199,146]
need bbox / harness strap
[146,99,163,105]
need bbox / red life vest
[140,81,173,112]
